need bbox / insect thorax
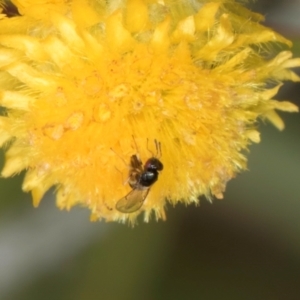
[139,171,158,187]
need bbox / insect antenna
[154,139,162,158]
[146,138,155,157]
[110,147,129,184]
[131,134,141,157]
[110,147,127,166]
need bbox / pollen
[0,0,299,224]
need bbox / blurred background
[0,1,300,299]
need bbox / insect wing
[116,188,150,213]
[130,155,143,171]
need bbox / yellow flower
[0,0,299,224]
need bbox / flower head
[0,0,299,223]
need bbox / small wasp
[115,140,163,213]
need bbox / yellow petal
[194,2,220,32]
[260,84,283,100]
[22,169,44,192]
[150,16,170,52]
[1,155,28,177]
[0,90,34,110]
[172,15,195,42]
[31,183,52,207]
[270,100,299,113]
[247,130,261,143]
[196,14,234,61]
[124,0,148,33]
[264,110,285,131]
[43,36,78,68]
[0,48,20,67]
[0,35,48,61]
[0,117,13,147]
[50,12,85,51]
[106,10,135,52]
[5,63,56,91]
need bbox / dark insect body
[116,152,163,213]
